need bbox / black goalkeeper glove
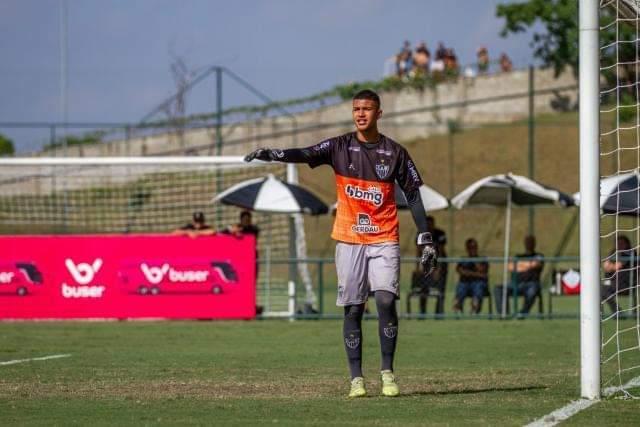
[417,232,437,277]
[244,148,283,162]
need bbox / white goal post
[589,0,640,400]
[580,0,601,400]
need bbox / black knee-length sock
[375,290,398,372]
[343,304,365,379]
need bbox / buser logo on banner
[62,258,105,298]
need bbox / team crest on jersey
[375,163,390,179]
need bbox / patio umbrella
[573,171,640,216]
[451,173,574,317]
[212,174,328,215]
[213,174,328,316]
[330,183,449,213]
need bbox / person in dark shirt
[453,238,488,314]
[494,235,544,315]
[244,89,437,398]
[224,210,261,237]
[602,235,637,314]
[424,215,447,316]
[173,211,215,238]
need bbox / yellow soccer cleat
[381,370,399,397]
[348,376,367,398]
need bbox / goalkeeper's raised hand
[244,148,278,162]
[417,232,437,277]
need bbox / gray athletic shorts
[335,242,400,306]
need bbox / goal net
[600,0,640,398]
[0,156,296,317]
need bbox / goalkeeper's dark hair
[352,89,381,108]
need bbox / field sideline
[0,320,638,426]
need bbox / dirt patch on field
[0,371,554,400]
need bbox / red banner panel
[0,234,256,319]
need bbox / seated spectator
[500,53,513,72]
[425,216,448,315]
[453,238,488,314]
[477,46,489,74]
[406,259,430,316]
[602,235,637,314]
[494,235,544,316]
[413,42,430,75]
[406,216,447,316]
[173,211,215,238]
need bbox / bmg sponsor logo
[62,258,105,298]
[351,213,380,234]
[345,184,383,206]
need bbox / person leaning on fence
[452,238,488,315]
[602,235,638,314]
[172,211,216,238]
[494,235,544,316]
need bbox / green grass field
[1,320,638,426]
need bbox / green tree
[497,0,634,80]
[0,133,15,156]
[496,0,579,76]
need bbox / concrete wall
[49,67,578,158]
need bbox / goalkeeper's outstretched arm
[244,147,314,164]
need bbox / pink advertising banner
[0,234,256,319]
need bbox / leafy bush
[0,133,15,156]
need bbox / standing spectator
[444,48,459,76]
[494,235,544,316]
[173,211,216,238]
[452,238,488,314]
[413,42,430,75]
[423,215,447,316]
[435,42,447,61]
[396,40,413,77]
[602,235,637,314]
[477,46,489,74]
[431,42,446,78]
[500,53,513,72]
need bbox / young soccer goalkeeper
[245,89,436,397]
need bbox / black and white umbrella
[574,171,640,216]
[451,173,574,317]
[212,174,328,215]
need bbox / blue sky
[0,0,539,152]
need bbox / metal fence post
[317,260,324,316]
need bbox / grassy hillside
[299,111,634,260]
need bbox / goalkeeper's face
[352,99,381,133]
